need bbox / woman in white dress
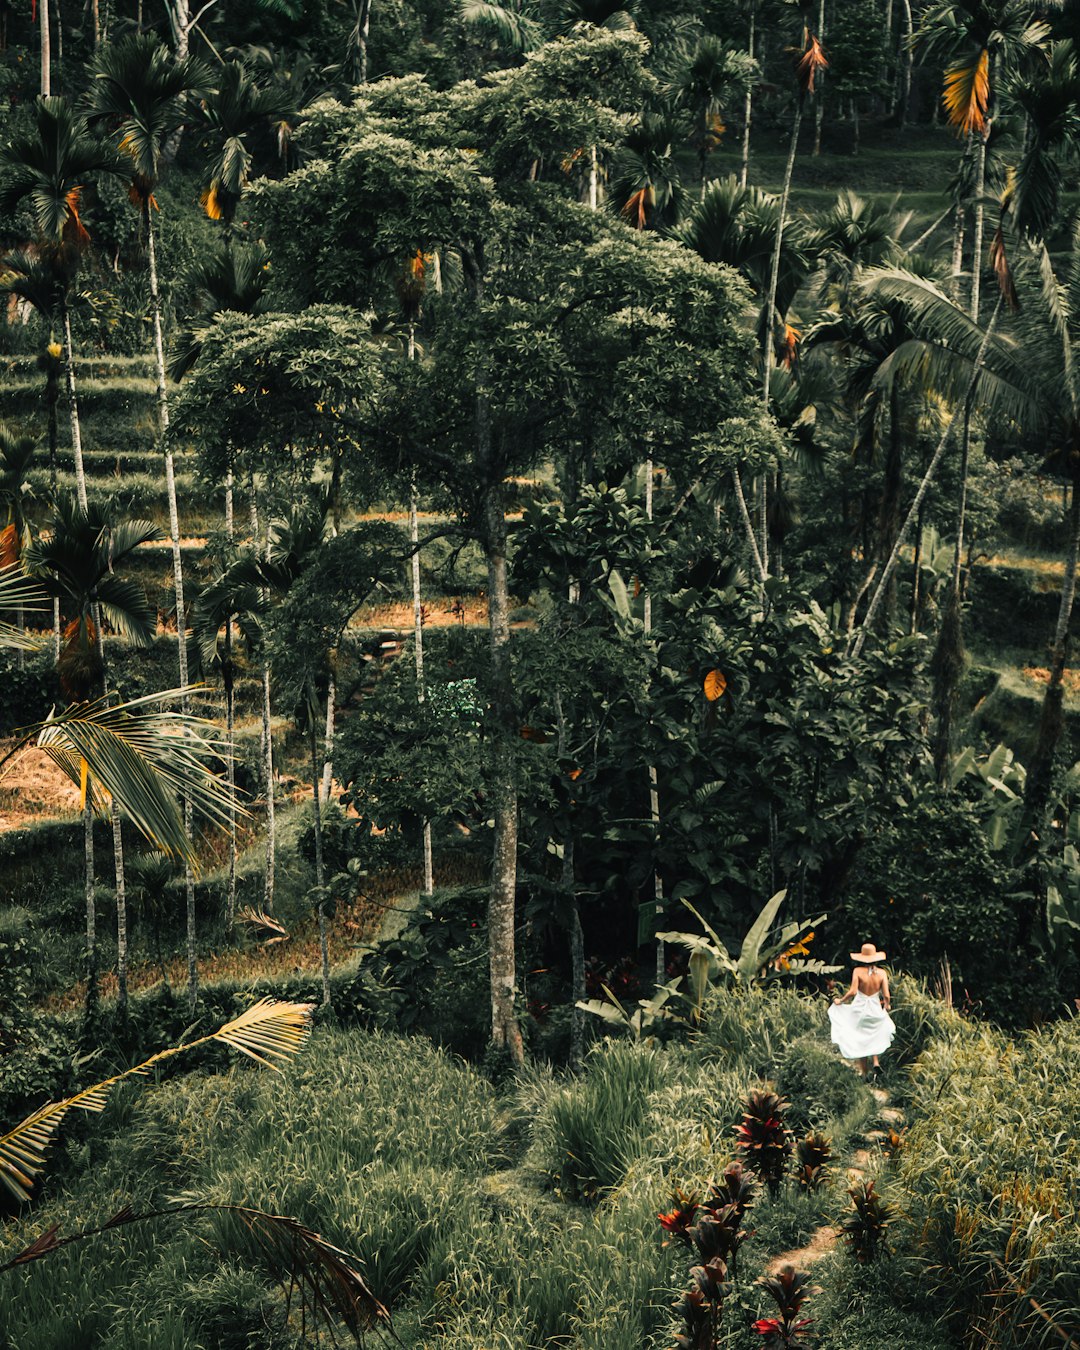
[829,942,895,1079]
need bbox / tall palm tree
[0,100,122,513]
[25,499,163,1015]
[917,0,1050,318]
[671,37,757,199]
[608,110,686,230]
[854,235,1078,808]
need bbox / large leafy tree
[246,31,767,1062]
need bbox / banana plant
[658,889,839,1022]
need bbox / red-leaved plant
[660,1164,758,1348]
[735,1088,793,1198]
[753,1263,818,1348]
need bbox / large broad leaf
[0,999,313,1203]
[736,887,788,979]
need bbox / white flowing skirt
[828,992,896,1060]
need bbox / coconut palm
[25,498,163,1015]
[856,228,1080,813]
[670,36,758,199]
[0,100,123,513]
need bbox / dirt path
[765,1085,900,1277]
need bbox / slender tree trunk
[850,300,1002,658]
[813,0,826,156]
[407,326,433,895]
[357,0,371,82]
[224,630,237,927]
[92,621,131,1014]
[643,457,665,983]
[971,128,988,321]
[83,795,96,1023]
[40,0,51,95]
[740,8,755,189]
[1025,468,1080,827]
[554,691,585,1069]
[880,385,904,625]
[482,466,524,1065]
[322,669,335,801]
[60,294,88,512]
[307,679,331,1007]
[146,202,197,1012]
[911,490,928,635]
[262,658,276,911]
[46,354,61,657]
[898,0,913,129]
[760,90,805,571]
[411,481,434,895]
[589,144,598,211]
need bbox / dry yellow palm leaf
[0,999,313,1203]
[943,50,989,135]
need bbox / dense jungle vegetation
[2,0,1080,1344]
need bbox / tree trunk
[322,669,336,801]
[95,621,129,1014]
[813,0,826,156]
[1024,470,1080,828]
[46,351,61,657]
[147,202,197,1013]
[60,294,88,512]
[880,385,904,625]
[740,8,755,189]
[482,470,524,1066]
[358,0,371,82]
[411,482,434,895]
[308,679,331,1007]
[83,796,96,1024]
[262,658,276,911]
[898,0,913,129]
[643,457,665,983]
[760,92,805,570]
[40,0,51,96]
[224,625,237,927]
[971,127,988,321]
[589,144,598,211]
[931,393,975,781]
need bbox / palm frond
[32,689,243,863]
[0,999,313,1203]
[460,0,544,52]
[943,50,989,133]
[0,564,48,650]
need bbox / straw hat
[851,942,886,964]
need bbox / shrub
[694,984,819,1076]
[777,1036,872,1132]
[530,1040,669,1200]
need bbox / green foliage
[529,1039,668,1199]
[777,1036,873,1134]
[840,789,1043,1024]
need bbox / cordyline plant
[736,1088,794,1198]
[753,1264,819,1348]
[841,1179,893,1263]
[795,1132,832,1192]
[660,1163,758,1348]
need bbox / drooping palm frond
[27,689,243,861]
[85,36,211,195]
[460,0,544,52]
[0,564,48,650]
[0,1202,393,1344]
[0,247,66,323]
[0,98,123,246]
[943,49,990,133]
[0,999,312,1204]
